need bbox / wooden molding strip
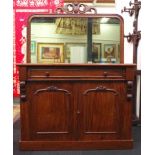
[64,0,115,3]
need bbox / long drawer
[27,67,126,80]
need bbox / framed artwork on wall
[37,43,64,63]
[92,43,102,62]
[118,44,120,59]
[103,44,116,63]
[65,43,86,62]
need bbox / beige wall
[31,22,120,63]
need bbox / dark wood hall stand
[122,0,141,125]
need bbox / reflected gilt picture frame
[92,43,101,62]
[118,44,120,59]
[37,43,64,63]
[103,44,116,63]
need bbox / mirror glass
[30,16,121,64]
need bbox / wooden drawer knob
[103,72,108,76]
[45,72,50,77]
[76,111,80,115]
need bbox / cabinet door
[27,81,75,140]
[78,81,125,140]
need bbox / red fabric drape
[13,0,64,96]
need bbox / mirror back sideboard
[17,3,136,150]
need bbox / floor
[13,119,141,155]
[13,104,20,123]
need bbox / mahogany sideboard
[18,63,136,150]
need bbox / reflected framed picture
[65,43,87,62]
[31,41,36,54]
[92,43,101,62]
[37,43,64,63]
[103,44,116,63]
[118,44,120,59]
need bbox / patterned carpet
[13,104,20,123]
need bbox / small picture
[103,44,116,63]
[92,43,101,62]
[65,43,86,62]
[31,41,36,54]
[37,43,64,63]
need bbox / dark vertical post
[87,18,92,62]
[121,0,141,125]
[133,0,141,125]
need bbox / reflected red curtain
[13,0,64,96]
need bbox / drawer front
[28,68,125,80]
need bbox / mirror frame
[27,14,124,63]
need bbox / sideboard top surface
[17,63,136,67]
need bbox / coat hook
[129,0,141,7]
[121,6,135,16]
[121,0,141,17]
[124,33,133,42]
[124,31,141,45]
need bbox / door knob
[76,111,80,115]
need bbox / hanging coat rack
[121,0,141,63]
[121,0,141,125]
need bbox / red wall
[13,0,64,96]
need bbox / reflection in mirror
[30,17,121,64]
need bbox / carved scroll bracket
[20,81,27,102]
[126,81,134,101]
[55,3,97,14]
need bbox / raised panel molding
[81,85,120,134]
[30,85,72,135]
[20,81,27,102]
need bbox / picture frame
[31,41,36,54]
[92,43,101,62]
[103,44,116,63]
[65,43,87,62]
[118,44,120,59]
[37,43,64,63]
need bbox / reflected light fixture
[101,17,110,23]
